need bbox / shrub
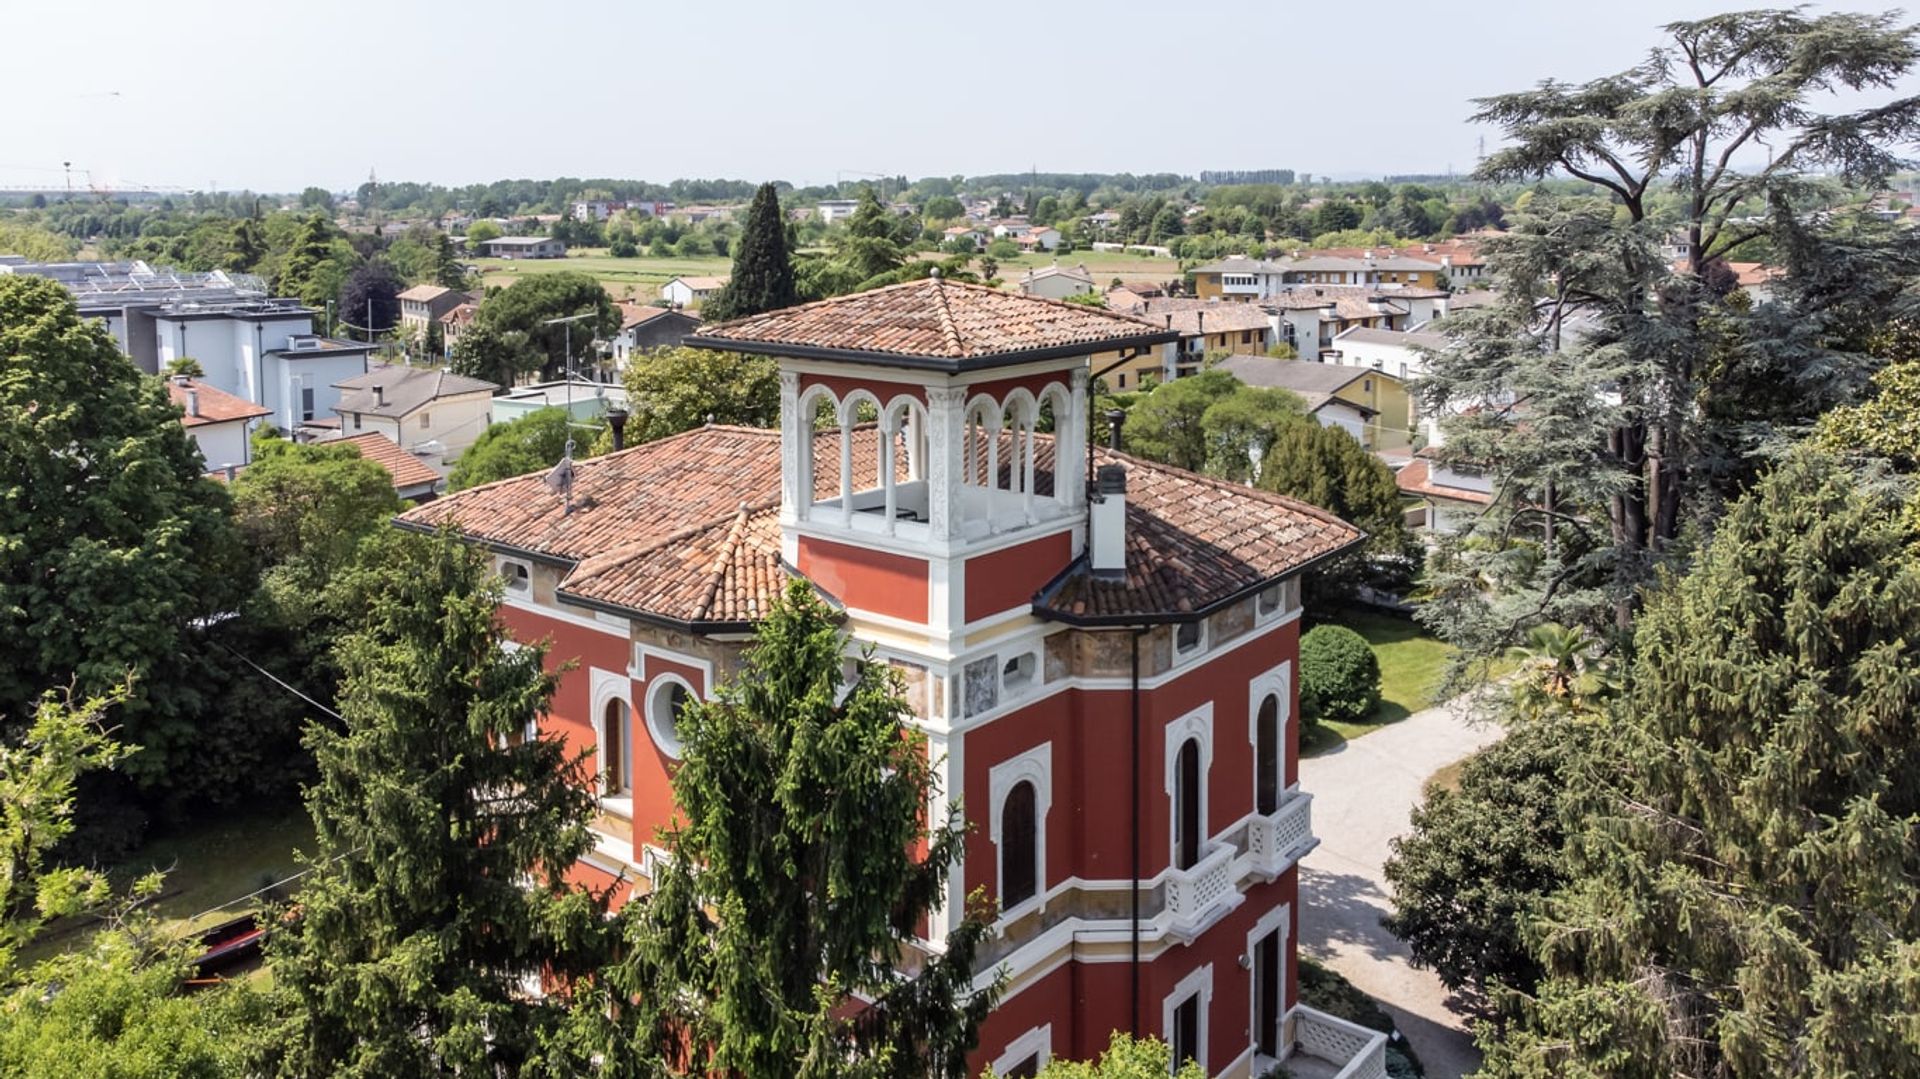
[1299,624,1381,723]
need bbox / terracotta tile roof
[166,377,271,427]
[1138,302,1273,337]
[439,302,480,326]
[397,284,456,302]
[335,364,499,417]
[618,301,700,331]
[1035,445,1364,622]
[336,432,442,492]
[401,422,1360,628]
[1395,457,1493,506]
[690,276,1175,369]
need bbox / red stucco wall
[797,535,929,622]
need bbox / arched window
[1000,780,1038,909]
[1174,737,1202,870]
[1256,695,1280,815]
[601,698,627,795]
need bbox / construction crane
[836,169,893,200]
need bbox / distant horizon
[7,0,1915,194]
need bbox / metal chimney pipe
[1105,407,1126,451]
[605,406,629,451]
[186,388,199,418]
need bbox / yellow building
[1213,354,1414,451]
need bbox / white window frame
[588,666,633,810]
[993,1023,1053,1077]
[644,672,697,761]
[1173,619,1206,663]
[497,556,532,595]
[988,743,1052,922]
[1246,902,1292,1066]
[1164,703,1215,866]
[1247,662,1291,810]
[1161,962,1214,1073]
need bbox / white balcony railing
[1246,790,1315,881]
[1164,842,1236,938]
[1290,1005,1389,1079]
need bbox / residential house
[572,199,622,222]
[150,299,376,432]
[0,258,266,374]
[1329,326,1448,381]
[672,205,734,225]
[490,379,631,424]
[440,302,480,354]
[612,303,702,365]
[1263,286,1448,361]
[334,432,444,501]
[1134,300,1275,382]
[1395,452,1492,534]
[1215,355,1413,451]
[476,236,566,259]
[1283,253,1445,289]
[400,276,1383,1079]
[1016,262,1096,301]
[660,275,728,308]
[166,374,271,471]
[943,225,988,250]
[397,285,474,342]
[1188,257,1293,301]
[1017,226,1063,252]
[816,199,860,223]
[333,365,500,458]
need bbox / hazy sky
[8,1,1917,193]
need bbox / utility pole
[542,312,596,515]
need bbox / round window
[646,678,694,760]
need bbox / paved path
[1298,701,1503,1079]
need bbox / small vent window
[1175,621,1202,655]
[501,561,531,593]
[1002,653,1036,695]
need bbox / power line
[207,636,343,722]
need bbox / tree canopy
[448,406,604,491]
[1478,452,1920,1077]
[476,272,618,381]
[703,182,796,321]
[618,347,780,445]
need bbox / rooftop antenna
[543,312,597,515]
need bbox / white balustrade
[1290,1005,1389,1079]
[1164,842,1236,937]
[1246,790,1315,880]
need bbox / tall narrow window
[1171,994,1200,1069]
[1174,738,1202,870]
[1253,928,1282,1057]
[602,699,627,795]
[1256,695,1280,815]
[1000,780,1038,909]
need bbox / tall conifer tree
[267,530,613,1078]
[705,182,796,321]
[1479,452,1920,1076]
[606,580,994,1078]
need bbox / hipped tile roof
[690,276,1173,366]
[167,377,271,427]
[337,432,442,493]
[399,422,1361,628]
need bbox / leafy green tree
[0,221,76,261]
[1298,623,1380,724]
[1312,199,1361,234]
[1478,453,1920,1077]
[386,224,470,290]
[276,210,355,311]
[1120,369,1240,471]
[266,529,614,1078]
[1384,717,1589,1009]
[298,186,334,211]
[1258,418,1414,599]
[448,406,604,491]
[834,184,908,287]
[1147,205,1184,243]
[1423,10,1920,656]
[1034,1033,1206,1078]
[921,194,964,221]
[448,320,528,389]
[0,276,249,793]
[704,183,797,322]
[608,580,995,1078]
[619,346,779,445]
[464,219,503,245]
[477,271,617,380]
[1198,385,1305,482]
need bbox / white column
[778,372,803,522]
[882,412,898,534]
[925,387,966,541]
[1063,367,1089,508]
[839,407,854,527]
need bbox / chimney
[1090,463,1128,577]
[373,385,385,406]
[222,463,237,482]
[185,388,200,417]
[1105,407,1126,450]
[606,406,629,451]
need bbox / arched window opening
[1001,780,1038,909]
[601,698,627,795]
[646,678,693,760]
[1174,737,1203,870]
[1256,695,1280,815]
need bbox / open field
[477,246,1188,302]
[476,248,731,301]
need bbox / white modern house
[332,365,500,458]
[151,300,376,432]
[659,275,728,308]
[1330,326,1449,381]
[816,199,860,223]
[475,236,566,259]
[1016,262,1097,300]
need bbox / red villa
[398,276,1386,1077]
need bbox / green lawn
[476,248,732,301]
[22,807,314,963]
[1302,609,1455,756]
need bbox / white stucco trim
[988,743,1053,922]
[1247,661,1291,804]
[632,642,714,690]
[588,666,632,796]
[993,1022,1053,1076]
[644,672,697,760]
[1164,702,1215,866]
[1247,902,1292,1067]
[1162,962,1214,1071]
